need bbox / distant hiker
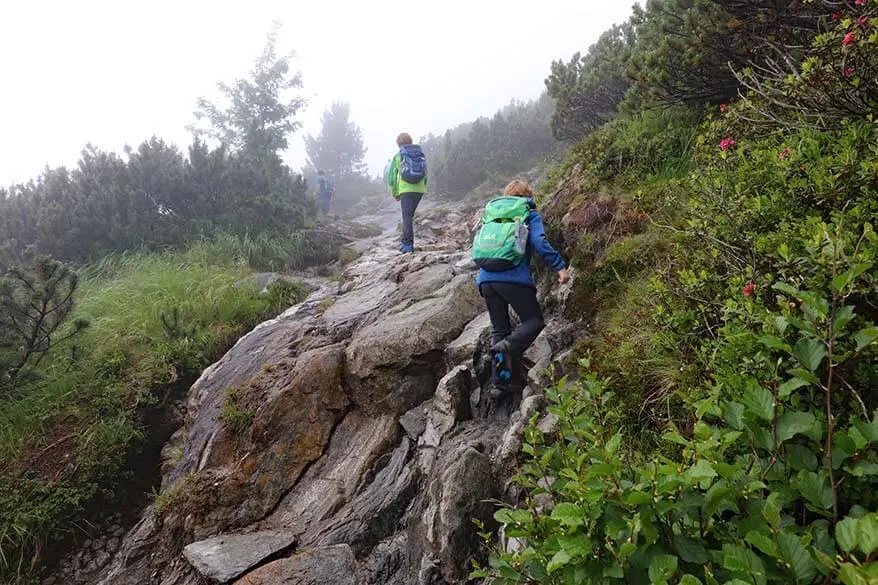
[314,170,335,216]
[386,132,427,254]
[472,179,570,397]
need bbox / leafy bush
[482,227,877,583]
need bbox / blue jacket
[476,199,567,289]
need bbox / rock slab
[183,530,296,583]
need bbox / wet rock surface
[68,197,586,585]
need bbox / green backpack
[472,196,531,271]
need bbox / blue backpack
[399,145,427,184]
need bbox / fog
[0,0,636,185]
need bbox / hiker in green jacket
[386,132,427,254]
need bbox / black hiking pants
[480,281,545,383]
[400,192,422,246]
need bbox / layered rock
[88,199,581,585]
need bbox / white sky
[0,0,636,186]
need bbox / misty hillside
[1,1,878,584]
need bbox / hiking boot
[399,243,414,254]
[487,384,508,400]
[491,340,513,386]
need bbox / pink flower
[719,103,728,113]
[720,137,737,151]
[779,147,792,159]
[855,0,865,5]
[743,282,756,297]
[843,31,857,46]
[832,11,843,20]
[845,67,855,77]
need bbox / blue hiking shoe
[491,340,513,386]
[399,243,414,254]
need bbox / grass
[195,229,343,273]
[0,240,310,582]
[220,386,256,434]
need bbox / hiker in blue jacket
[474,179,570,396]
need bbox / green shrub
[482,230,877,583]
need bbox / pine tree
[303,101,368,181]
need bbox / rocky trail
[55,196,580,585]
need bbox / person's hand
[558,268,570,284]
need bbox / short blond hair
[396,132,413,146]
[503,179,533,197]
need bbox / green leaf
[605,432,622,456]
[788,368,821,386]
[854,327,878,352]
[724,402,745,430]
[857,514,878,556]
[849,462,878,477]
[793,471,833,511]
[758,335,791,352]
[742,384,775,422]
[679,576,703,585]
[773,282,799,296]
[558,534,592,558]
[833,305,856,332]
[849,426,869,451]
[551,502,585,527]
[839,563,869,585]
[774,315,789,334]
[833,432,857,468]
[778,377,811,399]
[745,531,778,557]
[832,262,873,292]
[722,544,766,585]
[777,411,817,443]
[800,292,829,321]
[546,548,571,574]
[648,554,678,583]
[662,430,689,445]
[776,532,817,584]
[685,459,718,484]
[624,490,652,505]
[675,535,709,564]
[794,338,826,373]
[856,415,878,442]
[493,508,523,525]
[785,444,818,472]
[704,484,734,518]
[836,517,859,553]
[749,424,774,452]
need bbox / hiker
[386,133,427,253]
[472,179,570,396]
[314,170,335,216]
